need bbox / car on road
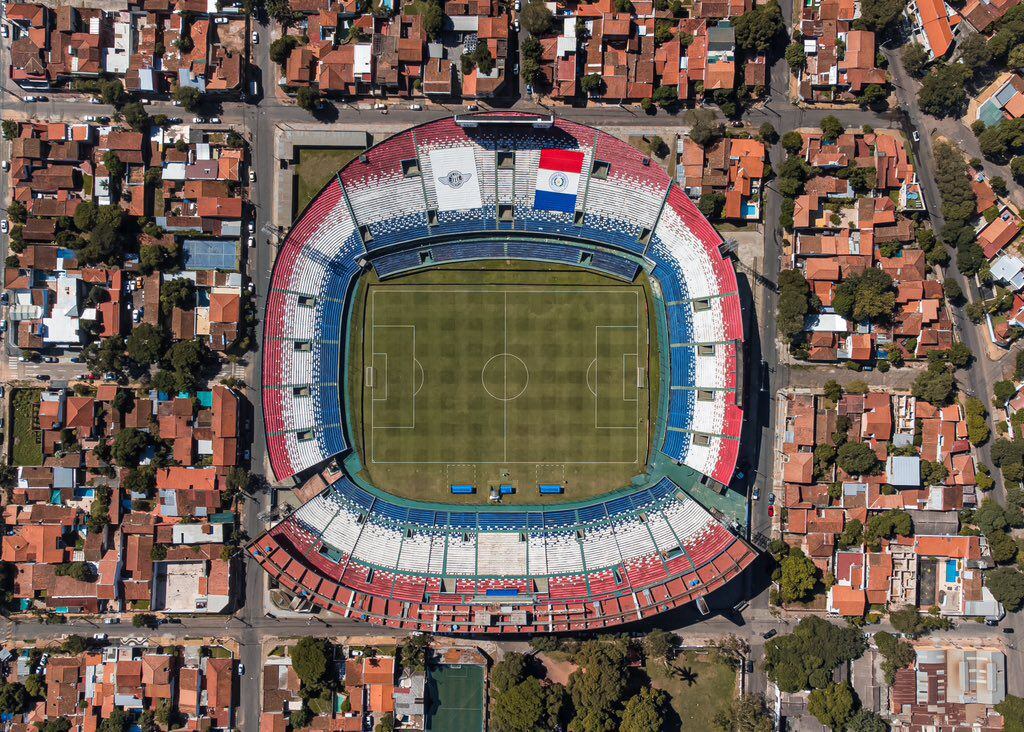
[193,117,206,123]
[42,356,57,363]
[89,97,102,104]
[1004,627,1015,634]
[1,26,8,38]
[0,387,5,399]
[249,169,256,182]
[172,99,182,106]
[912,130,920,142]
[83,115,96,122]
[467,104,479,111]
[1,220,8,233]
[745,660,754,673]
[251,31,259,43]
[209,117,221,124]
[513,62,519,75]
[751,487,759,500]
[214,16,228,23]
[24,96,38,102]
[1,161,8,171]
[514,0,521,8]
[92,633,107,641]
[237,663,245,675]
[767,505,775,517]
[248,236,255,248]
[248,219,255,233]
[69,357,83,363]
[103,618,120,624]
[37,375,50,381]
[512,19,519,31]
[762,629,777,640]
[409,104,422,110]
[768,492,776,505]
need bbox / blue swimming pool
[946,559,960,583]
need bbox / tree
[652,85,677,108]
[690,118,718,146]
[996,379,1018,405]
[120,102,151,131]
[764,616,867,692]
[902,42,930,76]
[644,628,679,663]
[856,0,904,33]
[55,562,96,582]
[37,720,72,732]
[126,323,165,366]
[785,42,807,70]
[173,85,202,112]
[917,64,971,117]
[492,677,563,732]
[620,688,670,732]
[23,673,45,699]
[99,79,126,107]
[734,0,784,55]
[859,83,888,108]
[568,642,629,727]
[832,268,895,324]
[912,362,955,406]
[375,714,395,732]
[269,35,300,64]
[779,547,819,602]
[421,1,444,40]
[112,428,149,467]
[875,631,915,684]
[99,709,130,732]
[821,115,844,141]
[864,510,913,549]
[398,633,430,676]
[1,120,18,140]
[837,441,880,475]
[838,518,864,549]
[713,693,773,732]
[995,695,1024,731]
[160,277,195,312]
[123,466,156,496]
[759,122,777,143]
[808,683,856,731]
[781,131,804,154]
[698,192,726,220]
[290,637,332,689]
[580,74,604,96]
[493,653,531,694]
[778,268,812,339]
[522,0,554,35]
[132,612,155,628]
[296,86,322,112]
[959,33,993,73]
[987,566,1024,611]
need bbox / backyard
[646,650,738,729]
[10,388,42,466]
[293,147,363,216]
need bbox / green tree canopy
[917,64,971,117]
[619,687,670,732]
[779,547,819,603]
[832,268,895,323]
[290,637,332,689]
[807,683,856,730]
[734,0,784,55]
[837,441,880,475]
[126,323,166,366]
[764,616,867,692]
[713,693,773,732]
[112,428,149,467]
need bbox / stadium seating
[255,113,751,633]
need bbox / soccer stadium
[249,113,756,633]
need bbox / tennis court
[425,664,485,732]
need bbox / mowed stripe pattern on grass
[365,285,643,466]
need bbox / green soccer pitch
[346,263,657,504]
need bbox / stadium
[249,113,756,634]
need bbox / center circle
[481,353,529,401]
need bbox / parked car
[248,219,256,233]
[209,117,222,124]
[92,633,107,641]
[83,115,96,122]
[751,487,759,501]
[1,161,8,171]
[912,130,920,142]
[237,662,245,675]
[248,236,255,248]
[249,169,256,182]
[193,116,206,123]
[1003,627,1015,634]
[103,618,120,624]
[767,505,774,517]
[1,26,8,38]
[37,375,50,381]
[69,357,83,363]
[214,16,229,23]
[251,31,259,43]
[89,97,102,104]
[1,220,9,233]
[409,104,422,110]
[42,356,58,363]
[762,629,777,640]
[768,492,776,505]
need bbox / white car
[24,95,37,102]
[214,16,229,23]
[83,115,96,122]
[373,102,386,110]
[1,26,8,38]
[248,236,255,248]
[171,100,182,107]
[193,116,206,123]
[409,104,422,110]
[514,0,521,9]
[512,19,519,31]
[248,220,255,233]
[0,161,8,171]
[249,169,256,182]
[209,117,221,124]
[251,31,259,44]
[89,97,101,104]
[237,663,245,675]
[1,220,8,233]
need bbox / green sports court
[425,663,486,732]
[347,263,658,503]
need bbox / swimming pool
[945,559,960,583]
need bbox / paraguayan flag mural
[429,146,483,212]
[534,148,585,213]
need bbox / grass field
[10,388,42,466]
[647,651,737,729]
[349,262,655,504]
[293,147,363,216]
[425,664,485,732]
